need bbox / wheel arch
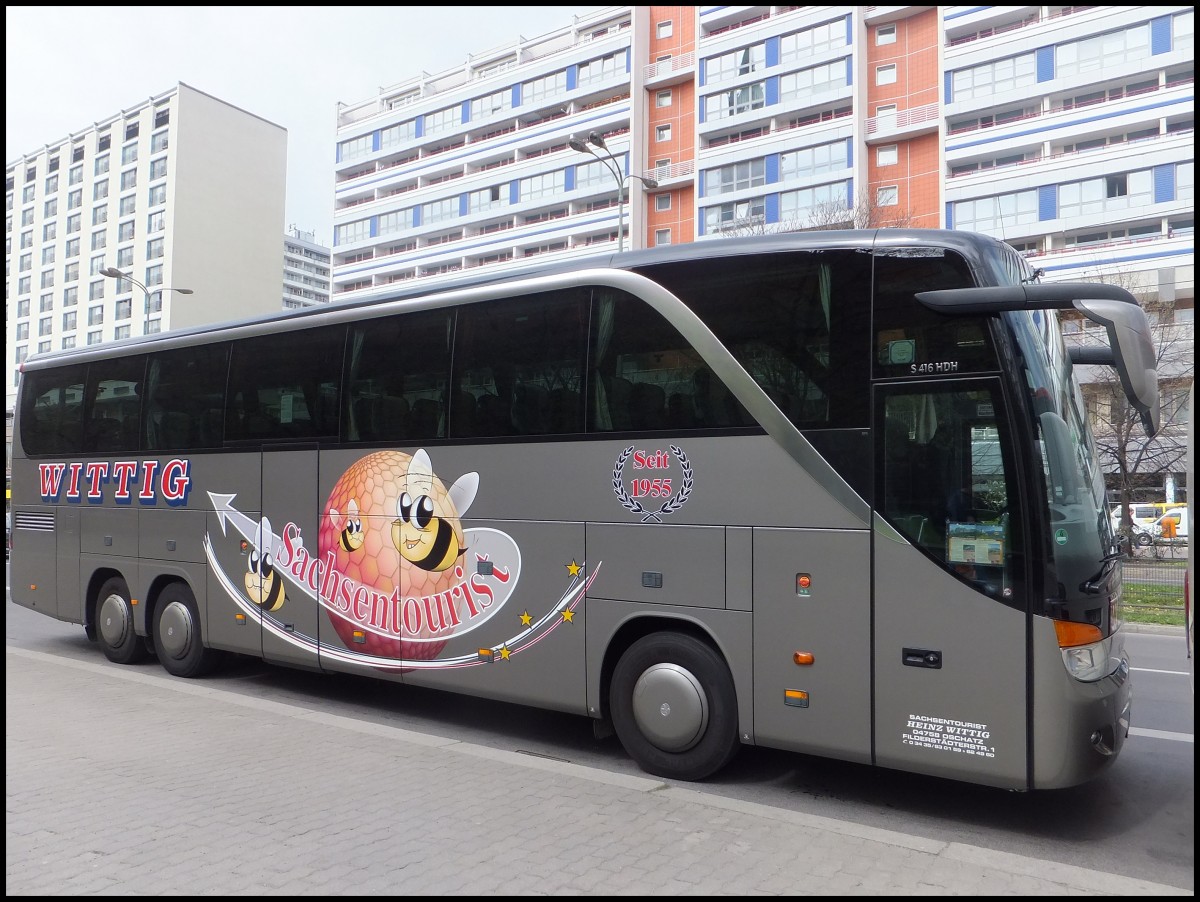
[597,612,732,724]
[84,566,129,640]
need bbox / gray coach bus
[10,229,1160,790]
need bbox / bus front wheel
[96,576,148,665]
[154,582,220,679]
[610,632,740,782]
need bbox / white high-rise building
[282,227,332,308]
[6,81,288,416]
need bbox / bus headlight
[1061,636,1113,682]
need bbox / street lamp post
[569,132,658,252]
[99,267,193,336]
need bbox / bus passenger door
[259,445,323,671]
[872,382,1028,788]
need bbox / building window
[68,188,82,210]
[88,305,104,325]
[67,213,81,234]
[877,145,898,166]
[117,247,133,268]
[149,158,167,180]
[120,195,137,216]
[655,124,672,142]
[654,228,672,246]
[876,64,897,86]
[39,316,53,336]
[876,23,897,45]
[91,231,107,251]
[69,163,83,185]
[42,246,56,265]
[64,261,79,282]
[63,286,78,307]
[22,184,35,203]
[88,330,102,345]
[147,211,164,233]
[116,299,132,320]
[877,185,899,206]
[90,255,106,276]
[148,184,166,206]
[115,325,131,340]
[656,90,672,108]
[95,154,110,175]
[16,323,29,341]
[62,335,76,350]
[45,174,59,193]
[656,20,673,39]
[118,221,135,241]
[147,237,164,260]
[655,193,672,212]
[145,263,163,287]
[92,205,108,226]
[151,131,169,153]
[44,198,58,217]
[40,270,55,289]
[63,311,77,331]
[66,238,80,258]
[120,169,137,191]
[42,222,57,242]
[154,108,169,128]
[122,142,138,164]
[40,293,54,312]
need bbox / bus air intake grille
[14,511,55,532]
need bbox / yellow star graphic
[561,609,575,623]
[520,610,532,626]
[499,646,511,660]
[566,560,582,577]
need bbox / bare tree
[1065,266,1194,534]
[717,193,916,238]
[800,193,916,230]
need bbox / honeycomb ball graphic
[319,450,467,663]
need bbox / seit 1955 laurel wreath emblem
[612,444,693,522]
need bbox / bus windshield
[1009,308,1116,621]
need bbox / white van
[1153,507,1189,540]
[1110,503,1168,532]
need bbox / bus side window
[589,289,744,433]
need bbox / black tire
[1135,532,1153,548]
[96,576,148,665]
[609,631,741,782]
[154,582,221,678]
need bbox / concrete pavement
[6,646,1190,896]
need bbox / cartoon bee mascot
[332,498,365,552]
[245,516,287,612]
[391,449,478,573]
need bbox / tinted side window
[144,343,229,451]
[452,289,589,438]
[227,327,344,442]
[873,249,998,379]
[636,250,871,429]
[589,288,748,433]
[344,308,452,443]
[19,364,87,456]
[83,355,146,453]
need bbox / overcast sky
[6,5,598,247]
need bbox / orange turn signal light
[1054,619,1103,648]
[793,652,814,665]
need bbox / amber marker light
[234,613,247,624]
[793,652,814,665]
[352,630,367,644]
[1054,620,1103,648]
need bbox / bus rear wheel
[96,576,148,665]
[154,582,220,678]
[609,632,740,782]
